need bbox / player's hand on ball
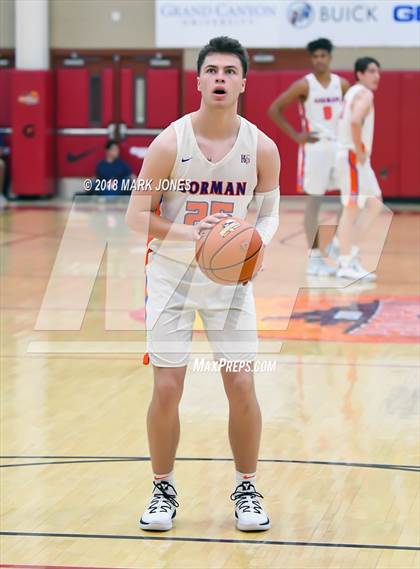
[295,132,319,144]
[242,249,265,286]
[192,212,230,241]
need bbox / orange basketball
[195,217,264,285]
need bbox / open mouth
[213,88,227,95]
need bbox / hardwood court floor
[1,201,419,569]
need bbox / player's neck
[314,70,331,84]
[192,105,239,139]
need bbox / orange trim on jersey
[296,144,305,194]
[142,204,161,366]
[348,150,359,204]
[298,101,311,133]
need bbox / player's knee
[153,375,184,408]
[223,370,255,404]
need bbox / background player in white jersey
[336,57,383,281]
[268,38,349,276]
[126,37,280,532]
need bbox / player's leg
[221,365,261,473]
[352,196,383,249]
[221,364,270,531]
[202,285,270,531]
[147,365,186,475]
[139,365,185,531]
[304,194,322,250]
[140,256,194,531]
[303,142,335,276]
[337,154,380,281]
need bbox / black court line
[1,530,419,551]
[1,456,419,473]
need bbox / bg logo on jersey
[393,5,420,21]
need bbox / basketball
[195,217,264,285]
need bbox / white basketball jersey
[300,73,343,140]
[338,84,375,154]
[149,113,258,263]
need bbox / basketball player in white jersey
[126,37,280,532]
[268,38,349,276]
[336,57,383,281]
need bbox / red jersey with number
[300,73,343,140]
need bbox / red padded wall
[371,72,401,198]
[0,68,12,126]
[56,136,104,177]
[12,70,54,195]
[56,68,89,128]
[147,69,179,128]
[101,67,114,127]
[120,67,133,127]
[400,72,420,198]
[183,70,200,114]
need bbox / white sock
[332,236,340,248]
[351,245,360,258]
[153,471,175,489]
[339,255,352,268]
[310,248,322,258]
[236,470,257,486]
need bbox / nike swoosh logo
[181,157,192,162]
[242,475,255,479]
[67,149,95,163]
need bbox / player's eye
[226,69,236,75]
[206,68,216,74]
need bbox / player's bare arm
[253,133,280,245]
[267,79,319,144]
[340,77,350,95]
[256,133,281,195]
[125,126,228,241]
[350,89,374,164]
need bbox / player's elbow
[125,208,148,234]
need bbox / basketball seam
[208,225,254,266]
[200,244,263,273]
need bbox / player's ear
[240,77,246,93]
[197,76,202,92]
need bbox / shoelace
[147,481,179,513]
[230,482,264,514]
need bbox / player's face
[107,144,119,160]
[197,53,246,108]
[310,49,331,74]
[358,63,381,91]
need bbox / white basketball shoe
[336,257,376,282]
[231,481,271,531]
[139,481,179,531]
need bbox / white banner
[156,0,420,48]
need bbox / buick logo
[287,1,314,28]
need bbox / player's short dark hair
[355,57,381,78]
[197,36,249,77]
[105,139,118,150]
[306,38,333,54]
